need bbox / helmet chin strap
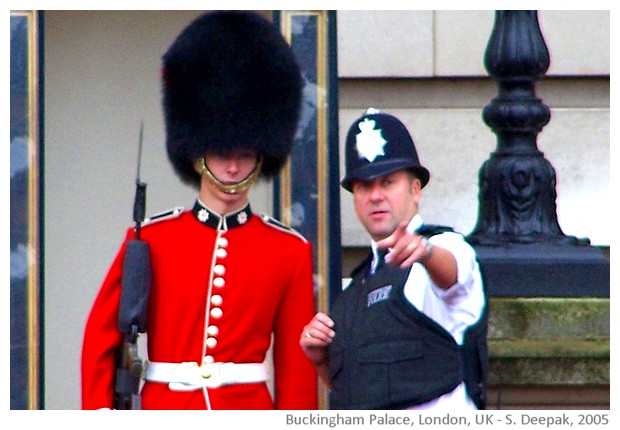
[194,156,263,195]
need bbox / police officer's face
[351,170,421,241]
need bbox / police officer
[300,108,488,410]
[82,11,318,410]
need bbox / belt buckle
[198,362,222,388]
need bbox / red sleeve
[81,231,130,409]
[272,240,318,409]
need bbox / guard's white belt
[144,361,268,391]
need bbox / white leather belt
[144,361,268,391]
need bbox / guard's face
[351,170,421,241]
[203,150,258,185]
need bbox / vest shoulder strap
[416,224,455,237]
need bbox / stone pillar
[467,11,609,297]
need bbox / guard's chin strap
[194,156,263,195]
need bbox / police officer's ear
[413,176,423,191]
[408,171,424,200]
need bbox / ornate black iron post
[468,11,609,297]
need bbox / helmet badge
[355,118,387,163]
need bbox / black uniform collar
[192,200,253,231]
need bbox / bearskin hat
[162,11,303,188]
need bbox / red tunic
[81,202,318,409]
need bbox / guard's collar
[192,199,252,231]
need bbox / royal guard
[81,10,318,410]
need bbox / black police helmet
[341,108,430,192]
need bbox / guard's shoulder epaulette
[259,214,307,243]
[141,206,185,227]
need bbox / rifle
[114,122,152,410]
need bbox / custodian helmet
[162,11,303,189]
[341,108,430,192]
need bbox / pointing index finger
[376,221,409,250]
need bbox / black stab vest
[328,226,488,410]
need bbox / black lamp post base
[474,244,610,297]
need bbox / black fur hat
[162,11,303,188]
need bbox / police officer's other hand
[376,222,431,268]
[299,312,335,365]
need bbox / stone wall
[487,298,610,409]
